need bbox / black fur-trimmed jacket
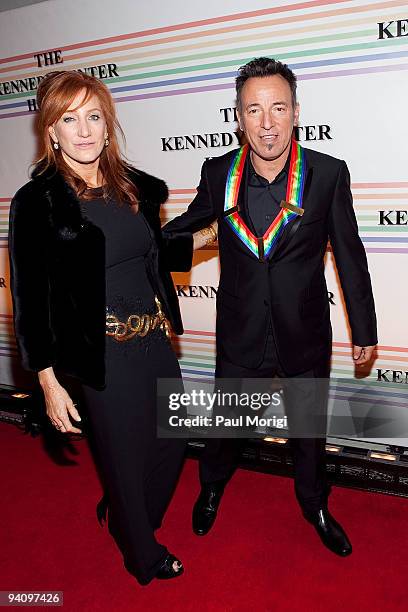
[8,165,193,389]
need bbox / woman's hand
[193,220,218,250]
[38,367,82,434]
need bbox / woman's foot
[155,554,184,580]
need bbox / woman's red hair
[35,70,138,205]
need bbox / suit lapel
[268,164,313,261]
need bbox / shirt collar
[248,148,291,186]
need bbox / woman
[8,71,216,586]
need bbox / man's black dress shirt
[246,151,291,348]
[247,152,291,236]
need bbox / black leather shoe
[304,508,352,556]
[155,554,184,580]
[192,479,227,536]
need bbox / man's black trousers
[199,333,331,513]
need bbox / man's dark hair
[235,57,297,111]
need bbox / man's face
[236,75,299,163]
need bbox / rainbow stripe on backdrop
[224,140,306,259]
[175,331,408,427]
[0,0,408,119]
[158,179,408,254]
[177,331,408,376]
[2,179,408,253]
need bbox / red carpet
[1,422,408,612]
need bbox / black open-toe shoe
[155,554,184,580]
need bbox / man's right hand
[352,345,376,366]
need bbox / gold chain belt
[106,296,171,342]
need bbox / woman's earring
[53,142,59,150]
[105,136,109,147]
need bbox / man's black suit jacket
[164,146,377,375]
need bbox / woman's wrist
[38,367,58,390]
[206,224,217,243]
[199,225,217,246]
[193,223,218,250]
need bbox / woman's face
[49,89,107,169]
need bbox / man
[163,57,377,556]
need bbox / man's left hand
[352,345,376,365]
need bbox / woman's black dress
[80,190,185,585]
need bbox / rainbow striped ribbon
[224,139,307,260]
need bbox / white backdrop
[0,0,407,445]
